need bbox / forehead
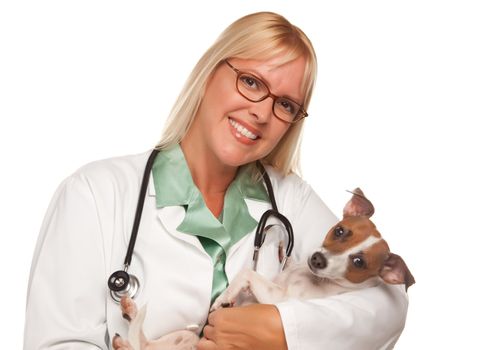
[323,216,382,254]
[228,56,306,101]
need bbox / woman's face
[184,55,307,169]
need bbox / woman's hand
[198,304,288,350]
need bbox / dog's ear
[379,253,416,291]
[343,188,375,218]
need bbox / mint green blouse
[151,144,269,303]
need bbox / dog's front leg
[114,297,199,350]
[211,269,286,311]
[112,296,146,350]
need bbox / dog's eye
[334,226,345,237]
[352,257,366,268]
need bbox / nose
[248,98,274,123]
[310,252,327,269]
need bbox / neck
[179,141,237,196]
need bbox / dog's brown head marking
[319,188,415,289]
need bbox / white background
[1,0,480,348]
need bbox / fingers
[202,325,216,342]
[207,309,220,326]
[112,333,134,350]
[197,337,217,350]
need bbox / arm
[200,285,407,350]
[24,173,108,349]
[199,304,287,350]
[200,175,409,349]
[277,285,407,349]
[276,180,409,350]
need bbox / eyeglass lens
[237,73,302,122]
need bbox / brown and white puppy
[113,188,414,350]
[210,188,415,309]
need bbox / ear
[343,188,375,218]
[379,253,416,291]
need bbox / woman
[24,12,408,349]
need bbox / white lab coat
[24,150,408,350]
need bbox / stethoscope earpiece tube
[107,149,160,302]
[253,162,294,271]
[254,210,294,256]
[124,149,160,267]
[256,161,278,212]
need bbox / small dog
[113,188,415,350]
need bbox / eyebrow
[237,66,303,105]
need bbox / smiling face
[182,55,307,170]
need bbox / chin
[217,153,252,168]
[218,151,257,168]
[215,146,259,168]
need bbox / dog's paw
[120,296,138,322]
[210,294,235,312]
[112,333,134,350]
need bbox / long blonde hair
[155,12,317,176]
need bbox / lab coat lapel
[227,198,272,258]
[147,172,275,258]
[147,174,205,252]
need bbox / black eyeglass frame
[224,59,308,123]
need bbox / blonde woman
[24,12,408,350]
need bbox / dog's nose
[310,252,327,269]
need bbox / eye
[239,74,263,90]
[276,98,296,114]
[352,256,366,268]
[334,226,345,237]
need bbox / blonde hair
[155,12,317,176]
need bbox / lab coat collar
[149,144,269,206]
[146,146,272,256]
[148,177,274,267]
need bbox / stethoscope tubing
[124,149,160,268]
[108,148,294,301]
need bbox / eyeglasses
[224,60,308,123]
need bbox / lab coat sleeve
[275,181,409,350]
[24,173,109,349]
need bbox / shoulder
[73,150,151,182]
[263,166,338,255]
[58,150,152,203]
[263,165,314,202]
[70,150,151,186]
[264,165,337,224]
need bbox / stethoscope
[107,149,294,303]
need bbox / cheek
[265,123,290,149]
[344,265,377,283]
[200,92,232,119]
[202,76,243,117]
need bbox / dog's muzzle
[309,252,328,269]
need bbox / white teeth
[229,118,259,140]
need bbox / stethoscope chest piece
[108,269,140,303]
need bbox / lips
[228,117,261,141]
